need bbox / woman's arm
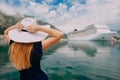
[4,22,23,43]
[41,26,63,51]
[27,25,64,51]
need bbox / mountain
[0,11,64,37]
[0,11,22,34]
[111,29,120,35]
[116,30,120,34]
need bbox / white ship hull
[68,33,115,40]
[67,24,117,41]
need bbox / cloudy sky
[0,0,120,33]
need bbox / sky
[0,0,120,33]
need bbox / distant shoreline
[0,35,4,39]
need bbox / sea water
[0,40,120,80]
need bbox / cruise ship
[67,24,117,40]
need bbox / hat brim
[8,25,50,43]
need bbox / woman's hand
[6,22,23,31]
[4,22,23,43]
[16,22,23,31]
[26,24,41,33]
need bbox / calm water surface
[0,39,120,80]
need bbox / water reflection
[0,40,120,80]
[42,40,120,80]
[67,41,113,57]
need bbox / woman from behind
[4,18,63,80]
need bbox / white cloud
[30,4,49,15]
[0,2,17,16]
[48,10,56,17]
[0,0,120,32]
[44,0,54,3]
[56,0,120,33]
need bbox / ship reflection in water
[67,41,113,57]
[0,40,120,80]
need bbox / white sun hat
[8,17,50,43]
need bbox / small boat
[67,24,117,40]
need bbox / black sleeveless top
[9,40,48,80]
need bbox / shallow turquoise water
[0,40,120,80]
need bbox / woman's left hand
[15,22,23,31]
[26,24,40,33]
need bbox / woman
[4,18,63,80]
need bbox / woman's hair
[9,42,34,70]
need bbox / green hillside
[0,11,21,34]
[0,12,66,62]
[0,11,64,36]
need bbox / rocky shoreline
[112,36,120,43]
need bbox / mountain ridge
[0,11,62,35]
